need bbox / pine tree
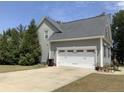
[112,10,124,64]
[0,19,41,65]
[19,19,41,65]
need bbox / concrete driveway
[0,67,94,92]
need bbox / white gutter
[50,35,104,42]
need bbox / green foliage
[112,10,124,64]
[0,19,41,65]
[19,19,41,65]
[18,53,35,66]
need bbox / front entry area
[56,46,97,69]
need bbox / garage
[56,46,97,69]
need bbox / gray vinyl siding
[37,20,58,63]
[103,40,111,65]
[50,38,101,66]
[37,15,112,66]
[104,25,112,46]
[104,14,112,45]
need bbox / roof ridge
[45,17,63,32]
[47,17,63,25]
[62,14,107,24]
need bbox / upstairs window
[45,30,48,39]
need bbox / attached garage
[56,46,97,69]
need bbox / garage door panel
[57,47,96,69]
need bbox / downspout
[100,37,103,67]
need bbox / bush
[32,49,41,64]
[103,64,110,72]
[18,53,35,66]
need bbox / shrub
[103,64,110,72]
[32,49,41,64]
[18,53,35,66]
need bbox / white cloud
[44,2,91,21]
[103,1,124,11]
[73,1,90,7]
[103,2,117,11]
[117,1,124,10]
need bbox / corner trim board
[100,37,103,67]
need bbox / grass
[54,73,124,92]
[0,64,45,73]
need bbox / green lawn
[54,73,124,92]
[0,64,45,73]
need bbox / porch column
[100,37,103,67]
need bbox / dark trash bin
[48,59,54,66]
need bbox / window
[108,48,109,58]
[87,50,95,52]
[45,30,48,39]
[106,47,108,57]
[104,45,107,57]
[108,48,111,58]
[67,50,73,52]
[105,26,110,40]
[105,26,109,32]
[59,50,65,53]
[76,50,84,52]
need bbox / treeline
[0,19,41,65]
[112,10,124,64]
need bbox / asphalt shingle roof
[44,14,110,41]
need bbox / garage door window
[59,50,65,53]
[76,50,84,52]
[87,50,95,52]
[67,50,74,52]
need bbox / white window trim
[44,30,48,39]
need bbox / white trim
[100,37,103,67]
[103,38,112,47]
[37,17,62,32]
[50,36,104,42]
[95,49,97,67]
[48,43,51,59]
[104,24,113,46]
[56,49,58,67]
[57,46,97,50]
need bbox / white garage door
[56,47,96,69]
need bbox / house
[37,14,112,69]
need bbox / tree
[0,28,20,64]
[0,19,41,65]
[19,19,41,65]
[0,32,9,64]
[112,10,124,64]
[17,24,26,39]
[17,24,26,33]
[8,28,20,64]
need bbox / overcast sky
[0,1,124,32]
